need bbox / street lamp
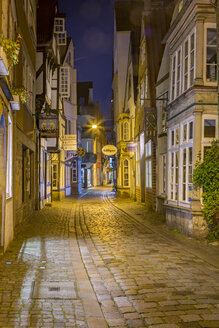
[92,124,97,129]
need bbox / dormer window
[55,18,65,32]
[54,18,66,45]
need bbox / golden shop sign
[102,145,117,156]
[39,117,58,138]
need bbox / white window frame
[54,18,65,32]
[6,115,12,199]
[57,31,67,45]
[60,66,70,98]
[123,159,129,187]
[170,28,196,100]
[204,23,217,84]
[181,146,193,203]
[168,118,194,206]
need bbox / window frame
[123,120,130,141]
[170,28,196,101]
[123,158,129,187]
[60,66,70,98]
[204,23,217,84]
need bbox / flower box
[0,46,9,75]
[10,94,20,110]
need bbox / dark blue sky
[59,0,115,120]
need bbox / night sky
[58,0,116,121]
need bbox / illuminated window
[52,163,58,189]
[123,159,129,186]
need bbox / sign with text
[126,143,137,152]
[39,117,58,138]
[62,134,77,151]
[102,145,117,156]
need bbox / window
[204,119,216,138]
[54,18,66,45]
[182,120,193,143]
[182,147,193,202]
[57,32,67,45]
[190,33,195,85]
[145,140,152,189]
[161,154,166,194]
[168,119,193,205]
[55,18,65,32]
[171,54,176,100]
[184,40,188,90]
[6,116,12,198]
[140,72,148,106]
[123,159,129,186]
[60,67,70,98]
[52,163,58,189]
[206,28,217,82]
[170,151,178,200]
[123,121,129,141]
[171,30,196,100]
[72,160,77,183]
[176,48,181,97]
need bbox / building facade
[164,0,218,237]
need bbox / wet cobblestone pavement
[0,187,219,328]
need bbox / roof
[37,0,58,44]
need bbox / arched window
[123,159,129,186]
[123,121,129,141]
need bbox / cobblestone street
[0,187,219,328]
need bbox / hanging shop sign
[39,117,58,138]
[102,145,117,156]
[62,134,77,151]
[126,142,137,152]
[77,147,86,157]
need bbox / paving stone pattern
[0,187,218,328]
[73,189,219,328]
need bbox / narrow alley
[0,187,218,328]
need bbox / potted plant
[0,34,21,74]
